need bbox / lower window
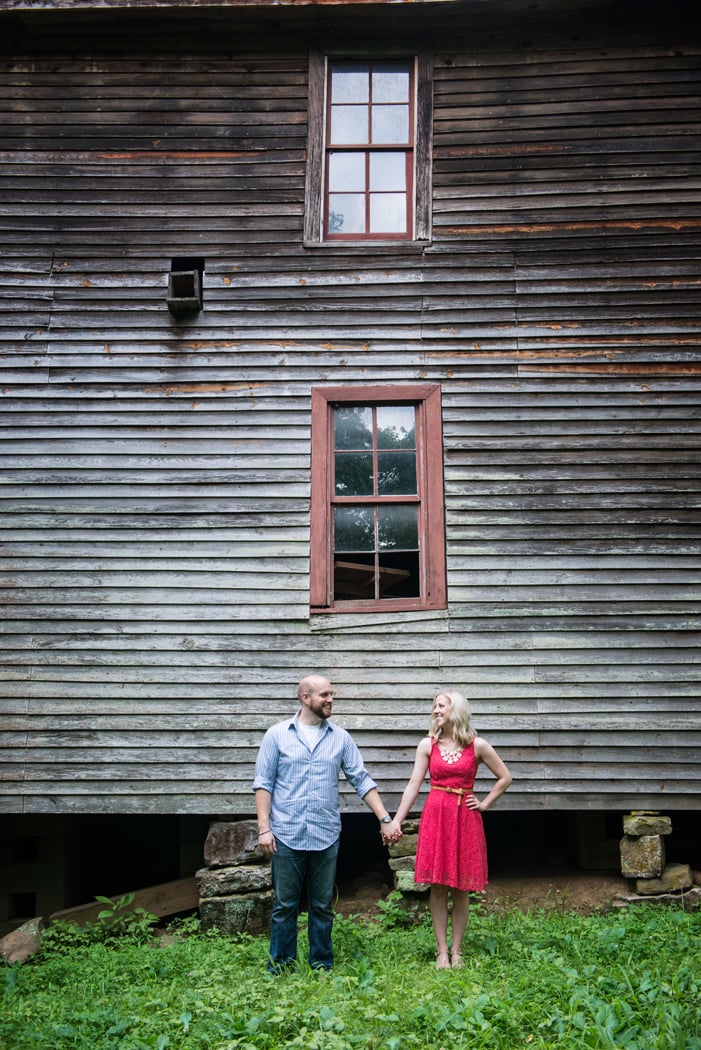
[311,385,446,612]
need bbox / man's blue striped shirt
[252,713,377,850]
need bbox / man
[253,674,397,972]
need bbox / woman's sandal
[451,953,464,969]
[435,951,451,970]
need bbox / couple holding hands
[254,675,512,972]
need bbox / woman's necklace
[438,739,463,764]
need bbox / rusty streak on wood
[178,342,241,351]
[175,341,304,351]
[516,324,701,333]
[516,337,701,347]
[5,0,453,8]
[144,383,270,395]
[446,144,565,158]
[442,219,701,236]
[518,363,701,376]
[98,151,266,160]
[427,340,701,360]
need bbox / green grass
[1,902,699,1050]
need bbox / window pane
[372,105,409,144]
[328,152,366,192]
[334,505,375,551]
[328,194,366,234]
[378,504,418,550]
[331,67,369,104]
[370,153,406,192]
[334,405,372,449]
[378,451,417,495]
[335,452,373,496]
[377,405,415,448]
[378,550,420,597]
[331,105,368,144]
[372,67,410,103]
[369,193,407,233]
[334,554,375,601]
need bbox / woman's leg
[450,888,470,965]
[429,884,451,967]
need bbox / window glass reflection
[369,194,407,233]
[334,505,375,551]
[372,67,410,103]
[331,67,369,103]
[378,505,418,550]
[329,152,366,192]
[334,406,372,449]
[370,153,406,192]
[378,451,416,495]
[372,105,409,144]
[328,195,365,234]
[377,405,415,448]
[335,452,373,496]
[331,106,368,145]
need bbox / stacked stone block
[620,812,693,896]
[196,820,273,935]
[386,819,430,919]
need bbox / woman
[386,690,512,969]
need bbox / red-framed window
[311,385,446,613]
[304,50,433,246]
[324,59,414,241]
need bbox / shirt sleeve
[252,727,279,792]
[340,730,377,799]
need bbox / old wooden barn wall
[1,0,699,817]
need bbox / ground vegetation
[1,892,699,1049]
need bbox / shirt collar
[290,710,331,734]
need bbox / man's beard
[310,700,332,720]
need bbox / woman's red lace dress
[414,739,488,891]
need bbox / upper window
[326,60,413,240]
[305,51,433,245]
[311,385,446,613]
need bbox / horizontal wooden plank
[50,877,198,925]
[1,709,699,734]
[4,763,699,787]
[1,629,699,654]
[4,775,697,797]
[12,793,699,814]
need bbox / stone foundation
[634,862,694,896]
[387,820,430,916]
[619,833,666,878]
[196,820,273,935]
[619,811,695,901]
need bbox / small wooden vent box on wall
[167,269,202,313]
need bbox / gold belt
[430,783,472,807]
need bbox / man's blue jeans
[269,838,340,971]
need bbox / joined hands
[380,818,403,844]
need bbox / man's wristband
[379,815,392,824]
[258,829,272,837]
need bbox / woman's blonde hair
[429,690,476,748]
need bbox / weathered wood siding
[1,1,699,815]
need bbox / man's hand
[258,829,276,856]
[380,818,403,844]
